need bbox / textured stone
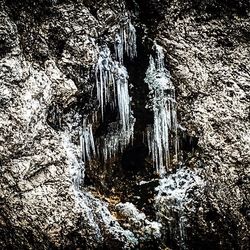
[0,0,249,249]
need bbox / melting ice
[145,43,178,176]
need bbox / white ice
[114,17,137,63]
[155,167,204,249]
[145,42,178,176]
[80,118,96,163]
[95,26,136,160]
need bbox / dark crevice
[179,133,199,153]
[83,22,162,224]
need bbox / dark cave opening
[121,26,155,173]
[180,133,199,153]
[82,24,159,218]
[121,142,148,173]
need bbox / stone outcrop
[0,0,249,249]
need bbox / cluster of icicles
[79,18,178,176]
[145,43,178,177]
[79,16,136,164]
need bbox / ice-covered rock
[155,168,204,249]
[116,202,162,241]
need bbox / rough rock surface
[0,0,249,249]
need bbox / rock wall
[0,0,249,249]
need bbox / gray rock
[0,0,249,249]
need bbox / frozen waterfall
[95,19,136,161]
[95,46,134,132]
[145,43,178,176]
[95,54,135,160]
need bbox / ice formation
[95,46,134,130]
[145,42,178,176]
[114,16,137,63]
[155,168,204,249]
[101,124,134,161]
[95,45,115,119]
[62,134,137,247]
[62,117,96,189]
[95,18,137,160]
[114,63,133,131]
[114,34,123,63]
[62,132,84,191]
[79,118,96,163]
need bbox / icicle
[80,118,96,163]
[115,17,137,61]
[95,45,114,119]
[101,123,135,162]
[114,34,123,63]
[113,63,131,131]
[94,17,137,161]
[145,42,178,177]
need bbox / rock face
[0,0,249,249]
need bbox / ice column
[145,43,178,176]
